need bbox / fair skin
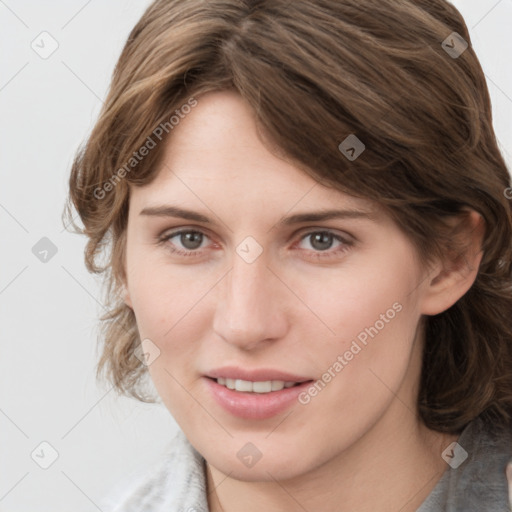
[122,90,484,511]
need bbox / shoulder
[419,414,512,512]
[457,415,512,509]
[99,429,209,512]
[465,414,512,481]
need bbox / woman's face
[124,90,434,481]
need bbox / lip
[206,366,312,383]
[204,376,314,420]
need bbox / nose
[212,251,288,351]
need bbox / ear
[420,210,485,316]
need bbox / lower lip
[204,377,314,420]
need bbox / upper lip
[206,366,313,383]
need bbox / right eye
[158,229,212,257]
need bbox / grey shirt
[101,415,512,512]
[417,416,512,511]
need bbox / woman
[65,0,512,510]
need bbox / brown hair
[65,0,512,434]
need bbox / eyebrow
[139,205,375,226]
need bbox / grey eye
[178,231,204,250]
[307,232,336,251]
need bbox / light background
[0,1,511,510]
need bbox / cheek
[290,254,420,338]
[286,266,422,449]
[128,258,220,338]
[287,255,422,384]
[132,267,213,417]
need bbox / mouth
[203,370,315,420]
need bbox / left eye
[298,231,345,252]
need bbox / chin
[205,440,322,482]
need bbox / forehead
[131,90,375,215]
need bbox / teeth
[216,378,299,393]
[252,381,272,393]
[236,379,253,392]
[271,380,284,391]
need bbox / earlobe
[121,283,133,309]
[420,210,485,316]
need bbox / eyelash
[157,228,353,260]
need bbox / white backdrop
[0,1,511,510]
